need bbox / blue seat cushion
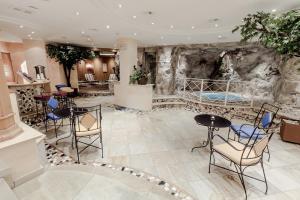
[231,124,264,139]
[47,113,61,120]
[261,112,272,128]
[47,97,59,110]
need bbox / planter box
[280,119,300,144]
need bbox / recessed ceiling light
[19,25,24,28]
[28,34,31,37]
[132,15,137,19]
[215,24,219,27]
[76,11,79,16]
[170,25,174,29]
[133,33,137,36]
[191,26,195,29]
[218,35,222,39]
[81,31,85,34]
[272,9,277,13]
[151,22,155,25]
[106,25,110,29]
[118,4,122,8]
[31,31,35,34]
[87,38,91,41]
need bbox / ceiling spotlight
[76,11,79,16]
[118,4,122,8]
[272,9,277,13]
[170,25,174,29]
[151,22,155,25]
[81,31,85,34]
[19,25,24,28]
[218,35,222,39]
[106,25,110,29]
[87,38,91,41]
[191,26,195,29]
[215,24,219,27]
[132,15,137,19]
[28,34,31,37]
[31,31,35,34]
[133,32,137,36]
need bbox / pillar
[0,54,22,142]
[114,37,153,111]
[117,37,138,85]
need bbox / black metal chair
[71,105,103,163]
[228,103,280,160]
[209,127,273,199]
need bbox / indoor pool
[193,91,245,101]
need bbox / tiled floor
[14,165,176,200]
[44,96,300,200]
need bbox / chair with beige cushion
[71,105,103,163]
[209,127,272,199]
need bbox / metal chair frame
[71,105,103,163]
[209,126,274,200]
[228,103,280,160]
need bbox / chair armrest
[212,134,243,151]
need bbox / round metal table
[191,114,231,152]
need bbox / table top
[54,107,88,118]
[194,114,231,128]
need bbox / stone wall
[138,42,300,105]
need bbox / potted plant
[130,65,148,85]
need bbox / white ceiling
[0,0,299,48]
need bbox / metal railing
[176,78,254,107]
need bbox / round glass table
[191,114,231,152]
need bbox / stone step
[0,179,18,200]
[152,102,186,106]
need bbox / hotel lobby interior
[0,0,300,199]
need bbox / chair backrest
[47,97,59,110]
[73,105,102,132]
[254,103,280,131]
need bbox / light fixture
[106,25,110,29]
[215,24,219,27]
[218,35,222,39]
[191,26,195,29]
[132,15,137,19]
[31,31,35,34]
[133,32,137,36]
[87,38,91,41]
[28,34,31,37]
[170,25,174,29]
[151,22,155,25]
[81,31,85,34]
[118,4,122,8]
[272,9,277,13]
[76,11,79,16]
[19,25,24,28]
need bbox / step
[0,179,18,200]
[152,102,186,106]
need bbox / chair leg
[266,145,271,162]
[227,128,231,140]
[234,164,248,200]
[261,160,268,194]
[54,120,57,138]
[100,133,103,158]
[45,119,48,132]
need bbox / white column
[117,37,137,85]
[114,37,153,111]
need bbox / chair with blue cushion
[228,103,280,160]
[45,97,63,137]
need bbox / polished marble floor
[14,165,176,200]
[44,96,300,200]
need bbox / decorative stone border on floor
[78,92,114,97]
[44,142,194,200]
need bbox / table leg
[191,126,214,152]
